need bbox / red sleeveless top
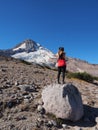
[57,59,66,67]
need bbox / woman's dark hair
[59,52,65,59]
[59,47,64,51]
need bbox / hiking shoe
[62,81,66,84]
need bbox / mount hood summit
[0,39,56,66]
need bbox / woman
[57,51,66,84]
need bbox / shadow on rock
[58,104,98,128]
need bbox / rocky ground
[0,56,98,130]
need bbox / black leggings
[57,66,66,82]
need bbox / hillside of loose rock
[67,57,98,77]
[0,55,98,130]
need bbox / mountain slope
[0,39,98,77]
[67,57,98,77]
[0,54,98,130]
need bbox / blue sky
[0,0,98,64]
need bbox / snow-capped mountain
[11,39,56,66]
[13,39,40,52]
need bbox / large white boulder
[42,83,84,121]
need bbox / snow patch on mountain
[13,43,26,51]
[11,39,56,65]
[12,49,55,64]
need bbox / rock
[14,81,19,86]
[6,99,21,108]
[37,105,45,114]
[42,83,84,121]
[17,84,36,92]
[46,120,54,127]
[62,124,67,129]
[23,98,30,104]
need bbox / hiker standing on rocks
[56,47,66,84]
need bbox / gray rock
[17,84,36,92]
[23,98,30,104]
[37,105,45,114]
[42,83,84,121]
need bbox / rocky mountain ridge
[12,39,41,52]
[67,57,98,77]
